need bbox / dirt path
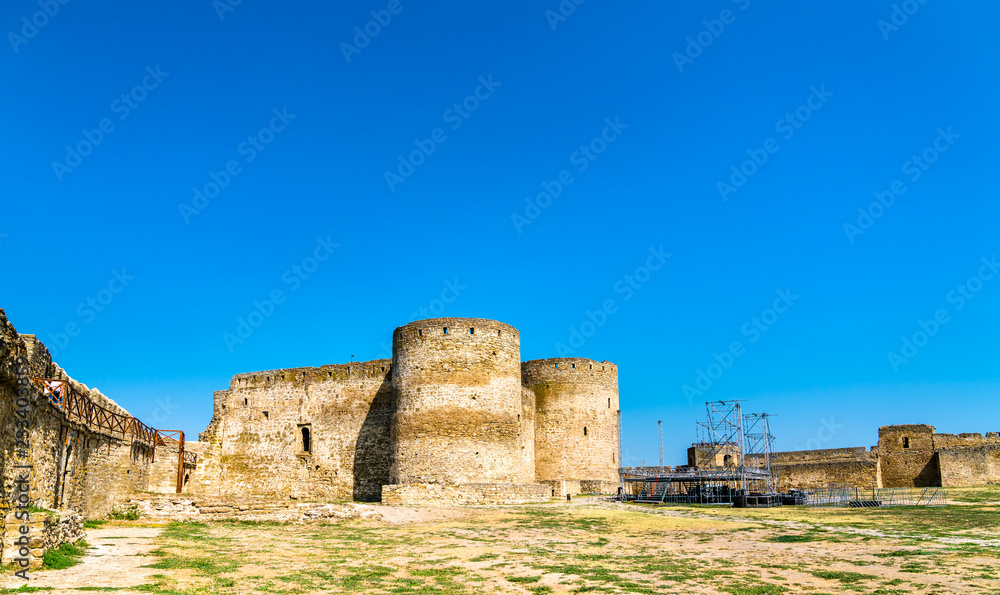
[0,526,163,594]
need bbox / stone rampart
[0,309,154,571]
[380,482,550,505]
[938,445,1000,487]
[193,359,393,501]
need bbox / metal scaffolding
[621,399,779,507]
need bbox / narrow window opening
[443,327,449,335]
[497,330,501,337]
[590,364,593,369]
[263,411,269,419]
[328,371,332,377]
[470,327,474,335]
[244,398,248,406]
[301,427,311,453]
[418,329,423,337]
[584,426,588,436]
[555,363,559,369]
[608,398,611,408]
[571,363,575,369]
[903,437,910,449]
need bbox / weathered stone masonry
[194,317,622,504]
[0,309,153,569]
[748,424,1000,489]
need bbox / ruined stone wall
[522,358,619,488]
[194,359,393,501]
[933,432,1000,449]
[381,482,550,505]
[938,445,1000,487]
[391,318,523,485]
[878,425,941,487]
[931,432,1000,487]
[746,447,880,490]
[0,307,153,562]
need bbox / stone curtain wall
[0,309,153,566]
[381,482,550,505]
[938,445,1000,487]
[522,358,619,487]
[746,448,880,490]
[391,318,524,485]
[194,360,393,501]
[755,426,1000,490]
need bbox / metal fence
[803,485,947,507]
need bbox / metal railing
[34,378,157,447]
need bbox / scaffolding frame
[622,399,779,507]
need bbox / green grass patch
[42,540,89,570]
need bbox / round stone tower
[521,358,619,488]
[390,317,529,484]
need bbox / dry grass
[5,487,1000,594]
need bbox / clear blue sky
[2,0,998,465]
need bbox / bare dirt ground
[0,526,163,594]
[3,488,999,594]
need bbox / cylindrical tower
[391,317,524,484]
[522,358,619,485]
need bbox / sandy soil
[0,526,163,594]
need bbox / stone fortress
[194,317,621,504]
[4,307,1000,567]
